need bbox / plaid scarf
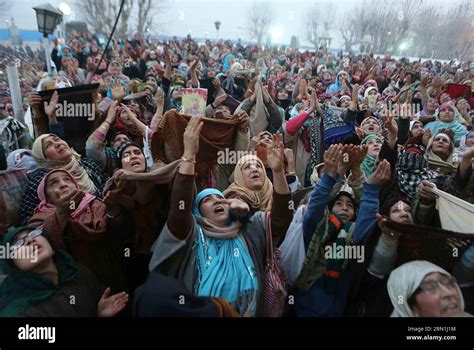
[396,147,439,199]
[294,213,354,294]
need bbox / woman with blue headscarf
[148,117,293,316]
[326,71,352,96]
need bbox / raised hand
[367,159,391,185]
[337,144,353,176]
[28,92,43,111]
[213,93,228,107]
[418,180,438,204]
[420,75,429,88]
[97,288,129,317]
[323,144,344,177]
[105,100,118,124]
[189,58,199,72]
[266,132,285,173]
[349,145,368,170]
[376,213,401,246]
[232,110,249,132]
[226,198,250,219]
[422,128,432,146]
[385,111,398,141]
[212,78,222,91]
[155,88,165,107]
[163,45,171,64]
[43,91,59,118]
[183,116,204,159]
[350,84,360,110]
[120,104,139,124]
[111,80,126,101]
[262,86,271,103]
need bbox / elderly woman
[223,153,275,213]
[20,133,109,222]
[425,131,458,175]
[387,260,471,317]
[148,117,292,316]
[0,226,128,317]
[425,103,468,145]
[28,169,126,291]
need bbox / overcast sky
[1,0,449,49]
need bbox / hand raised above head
[183,116,204,158]
[367,159,391,185]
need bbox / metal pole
[42,34,52,75]
[6,65,25,124]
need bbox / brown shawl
[102,159,182,252]
[151,109,239,180]
[29,199,107,264]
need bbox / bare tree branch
[75,0,132,38]
[246,1,273,46]
[136,0,168,35]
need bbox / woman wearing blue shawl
[148,117,293,316]
[326,71,352,96]
[425,103,468,145]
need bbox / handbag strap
[265,211,274,264]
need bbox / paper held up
[181,88,208,116]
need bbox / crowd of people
[0,29,473,318]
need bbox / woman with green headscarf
[0,226,128,317]
[360,134,384,178]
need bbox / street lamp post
[33,3,63,76]
[214,21,221,41]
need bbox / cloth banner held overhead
[432,187,474,234]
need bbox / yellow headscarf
[224,155,273,211]
[31,134,97,194]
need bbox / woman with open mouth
[425,103,468,145]
[147,117,293,316]
[223,154,273,212]
[387,261,470,317]
[102,141,182,293]
[21,124,109,223]
[0,226,128,317]
[28,169,126,293]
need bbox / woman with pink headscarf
[29,169,126,292]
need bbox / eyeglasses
[434,136,450,143]
[415,275,457,295]
[10,228,43,250]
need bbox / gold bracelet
[181,156,196,164]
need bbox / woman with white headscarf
[387,260,471,317]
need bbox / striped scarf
[294,213,354,294]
